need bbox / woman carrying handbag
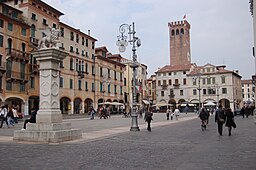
[225,108,236,136]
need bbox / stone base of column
[13,122,82,143]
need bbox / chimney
[88,30,90,36]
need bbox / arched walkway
[74,98,82,114]
[84,98,93,114]
[60,97,71,114]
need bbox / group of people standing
[199,104,236,136]
[166,108,180,120]
[0,104,19,128]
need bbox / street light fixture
[193,73,202,109]
[117,22,141,131]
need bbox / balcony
[29,64,39,75]
[6,70,29,83]
[6,48,29,63]
[77,71,84,78]
[0,61,6,74]
[29,37,39,47]
[173,83,180,89]
[161,84,168,90]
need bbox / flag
[183,14,186,19]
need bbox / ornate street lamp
[193,73,202,109]
[117,22,141,131]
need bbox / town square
[0,0,255,169]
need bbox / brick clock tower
[168,20,191,66]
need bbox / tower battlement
[168,20,190,29]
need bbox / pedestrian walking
[89,106,96,120]
[174,108,180,120]
[12,106,19,123]
[0,104,9,128]
[225,108,236,136]
[7,106,14,127]
[215,104,226,136]
[240,106,245,118]
[144,107,153,132]
[166,108,170,120]
[199,108,208,131]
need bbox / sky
[43,0,254,80]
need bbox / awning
[180,104,196,107]
[142,100,150,105]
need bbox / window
[6,81,12,90]
[8,23,13,31]
[82,37,85,45]
[176,29,179,35]
[114,71,117,80]
[221,76,226,84]
[120,86,123,95]
[207,77,211,84]
[86,38,88,47]
[114,85,117,94]
[70,46,74,52]
[70,79,73,89]
[171,29,175,36]
[193,89,197,95]
[78,80,82,90]
[174,79,178,84]
[60,27,64,37]
[92,82,95,91]
[120,72,123,81]
[53,23,56,28]
[222,88,227,94]
[92,65,95,75]
[158,80,161,86]
[212,77,216,84]
[161,91,164,96]
[85,82,88,91]
[31,24,35,37]
[20,83,25,92]
[21,28,26,36]
[42,19,47,25]
[181,28,184,34]
[60,77,63,88]
[124,78,127,86]
[108,84,111,93]
[76,34,79,43]
[100,67,103,77]
[31,13,37,20]
[183,78,186,85]
[0,35,3,47]
[180,90,183,96]
[70,59,74,70]
[203,89,206,95]
[202,78,206,85]
[70,32,74,41]
[0,19,3,28]
[30,77,35,88]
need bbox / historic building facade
[0,0,131,115]
[154,19,243,111]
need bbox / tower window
[176,29,179,35]
[171,29,175,36]
[181,28,184,34]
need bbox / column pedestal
[14,49,82,143]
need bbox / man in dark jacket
[23,108,37,129]
[215,104,226,136]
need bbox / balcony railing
[161,84,168,90]
[6,70,29,82]
[30,37,39,47]
[173,83,180,89]
[6,48,29,62]
[77,71,84,78]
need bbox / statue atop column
[38,27,61,49]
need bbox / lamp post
[193,73,202,109]
[117,22,141,131]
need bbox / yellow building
[0,2,31,114]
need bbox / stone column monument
[14,28,82,143]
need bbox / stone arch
[181,28,184,34]
[84,98,93,113]
[219,98,230,109]
[60,97,71,114]
[5,96,25,114]
[176,29,179,35]
[74,97,82,114]
[178,99,185,104]
[171,29,175,36]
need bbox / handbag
[219,118,225,123]
[232,121,237,128]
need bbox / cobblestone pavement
[0,113,255,170]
